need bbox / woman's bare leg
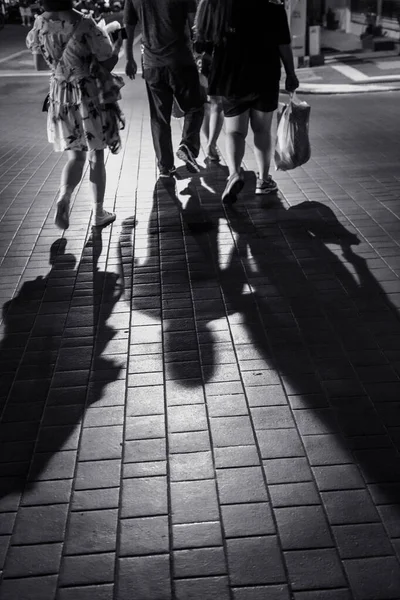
[88,149,116,226]
[224,110,250,177]
[250,109,274,180]
[207,98,224,158]
[88,150,106,213]
[55,150,86,229]
[221,111,250,204]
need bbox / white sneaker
[176,144,201,173]
[94,210,116,227]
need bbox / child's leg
[55,150,86,229]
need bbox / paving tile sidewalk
[1,77,400,600]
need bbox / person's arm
[277,6,299,93]
[26,17,48,69]
[279,43,299,92]
[124,0,138,79]
[279,43,295,75]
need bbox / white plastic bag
[97,19,121,39]
[274,92,311,171]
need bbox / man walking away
[124,0,205,178]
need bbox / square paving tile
[275,506,334,550]
[64,509,118,555]
[121,477,168,518]
[0,574,58,600]
[216,466,268,504]
[222,503,275,537]
[174,547,226,578]
[344,556,400,600]
[210,416,255,447]
[284,548,347,590]
[173,522,223,549]
[227,536,286,586]
[171,479,219,524]
[4,543,63,578]
[117,555,171,600]
[12,505,68,545]
[175,576,230,600]
[119,516,169,556]
[59,553,115,586]
[170,451,214,481]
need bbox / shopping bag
[274,92,311,171]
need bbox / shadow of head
[290,201,360,246]
[49,238,77,270]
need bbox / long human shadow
[0,232,122,506]
[222,196,400,503]
[119,175,224,385]
[119,168,400,503]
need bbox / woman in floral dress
[26,0,124,229]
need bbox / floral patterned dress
[26,14,124,153]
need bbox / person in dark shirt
[124,0,205,177]
[195,0,299,203]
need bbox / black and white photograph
[0,0,400,598]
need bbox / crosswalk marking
[0,69,137,77]
[0,50,29,65]
[375,60,400,70]
[331,64,370,81]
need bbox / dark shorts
[222,87,279,118]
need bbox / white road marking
[0,49,29,65]
[0,70,143,77]
[298,82,400,93]
[298,70,323,82]
[331,64,370,81]
[375,60,400,70]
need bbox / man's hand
[125,58,138,80]
[285,72,299,93]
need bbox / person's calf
[225,130,246,178]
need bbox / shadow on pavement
[119,176,223,386]
[222,196,400,503]
[121,169,400,509]
[0,231,122,506]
